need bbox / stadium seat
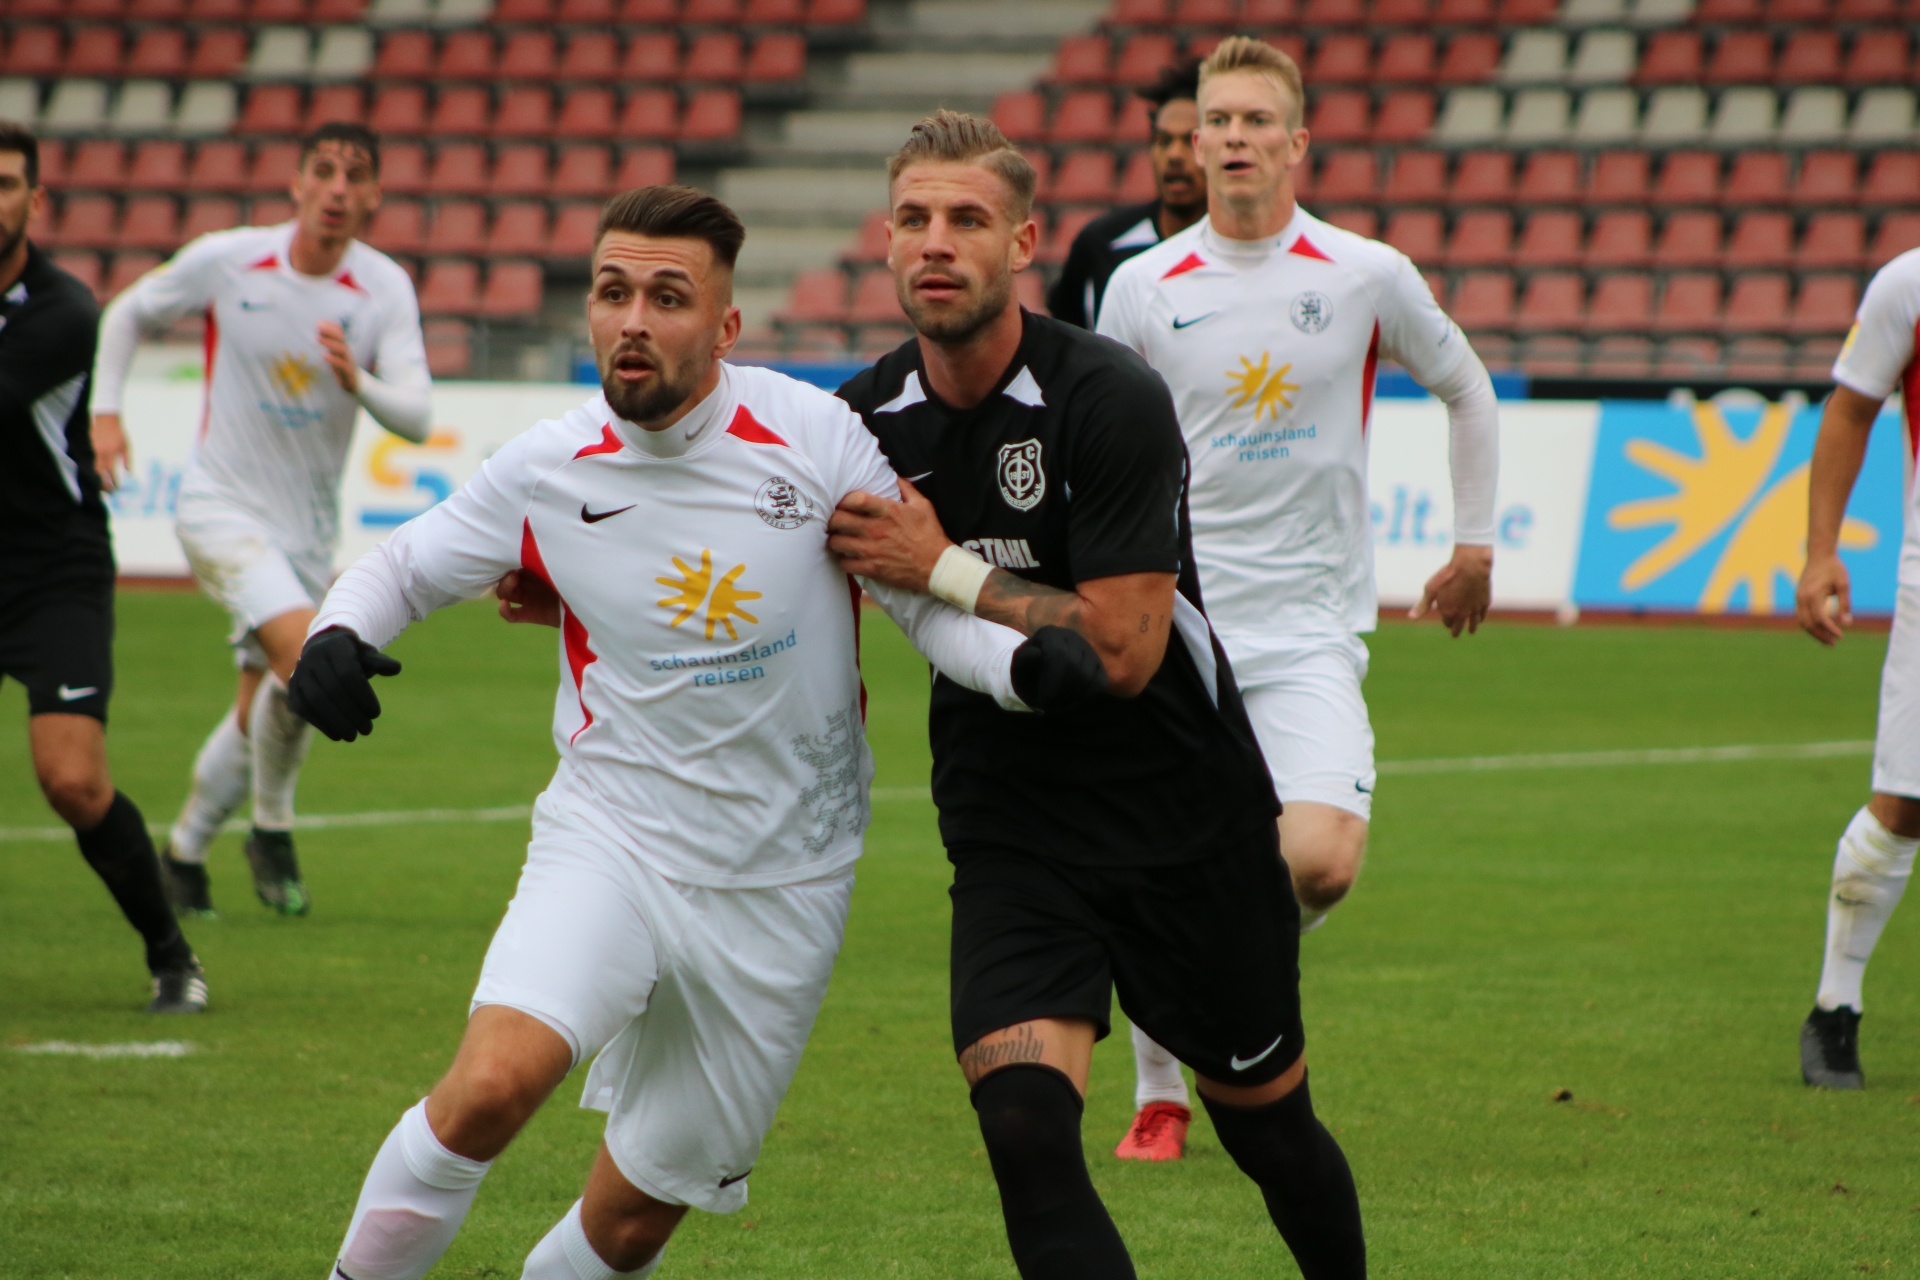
[1800,212,1865,268]
[1722,152,1787,205]
[380,140,427,193]
[1112,97,1151,144]
[1174,0,1238,22]
[548,203,601,258]
[238,85,304,135]
[429,87,491,135]
[1383,209,1444,264]
[1777,30,1840,85]
[849,269,907,324]
[125,0,187,14]
[427,201,486,255]
[1656,337,1722,379]
[422,319,470,378]
[1316,151,1378,204]
[313,27,373,79]
[1585,210,1652,266]
[1447,210,1514,266]
[1586,273,1653,331]
[1046,35,1109,85]
[126,139,186,190]
[1324,208,1381,239]
[376,30,434,79]
[1051,92,1114,144]
[494,87,553,137]
[1585,151,1649,205]
[194,0,249,17]
[248,26,312,78]
[781,268,851,323]
[1377,34,1436,84]
[1869,212,1920,265]
[1052,151,1116,203]
[1654,210,1722,267]
[1037,208,1099,266]
[681,90,741,142]
[621,33,678,81]
[500,31,556,79]
[68,139,127,190]
[1514,210,1584,266]
[428,142,487,194]
[685,33,745,82]
[746,34,806,83]
[807,0,864,21]
[1778,86,1847,142]
[1304,0,1367,23]
[560,33,618,80]
[1721,273,1790,333]
[371,86,428,134]
[103,252,162,302]
[1567,29,1636,84]
[1588,334,1652,377]
[558,88,620,138]
[181,196,240,241]
[108,81,175,137]
[314,0,369,15]
[1117,149,1154,201]
[56,195,117,250]
[1641,87,1708,144]
[1791,151,1857,206]
[1311,34,1372,86]
[1723,336,1790,380]
[1850,88,1917,142]
[1722,211,1793,267]
[66,26,125,77]
[992,92,1046,143]
[552,144,612,196]
[495,0,554,16]
[1637,31,1701,85]
[487,203,547,255]
[419,260,480,315]
[1706,30,1773,84]
[1433,88,1502,144]
[119,195,179,251]
[1572,87,1638,143]
[1861,152,1920,206]
[1310,91,1372,144]
[1835,0,1901,16]
[1710,87,1778,145]
[51,250,103,300]
[1436,33,1501,85]
[1500,30,1566,86]
[1768,0,1831,19]
[1844,30,1910,84]
[1694,0,1762,19]
[683,0,743,18]
[1376,91,1436,143]
[1114,34,1177,85]
[480,261,543,319]
[490,145,546,195]
[744,0,806,20]
[613,146,674,189]
[366,201,425,253]
[1653,151,1720,205]
[1451,151,1513,203]
[617,0,676,16]
[306,85,364,129]
[1450,272,1515,333]
[249,140,300,192]
[40,81,111,136]
[187,139,248,191]
[1652,273,1721,333]
[6,27,65,78]
[189,28,249,78]
[1382,151,1445,204]
[127,28,189,78]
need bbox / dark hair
[300,122,380,175]
[887,108,1037,222]
[0,118,39,187]
[595,184,745,268]
[1137,57,1203,110]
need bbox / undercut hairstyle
[595,184,746,269]
[887,109,1037,223]
[1138,56,1203,110]
[1200,36,1306,130]
[300,122,380,175]
[0,118,39,187]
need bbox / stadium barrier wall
[105,380,1905,619]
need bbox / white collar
[612,363,733,459]
[1199,206,1307,262]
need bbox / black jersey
[0,243,109,588]
[839,311,1277,867]
[1044,201,1162,330]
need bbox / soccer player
[830,112,1367,1280]
[1096,37,1500,1158]
[1792,245,1920,1090]
[0,120,206,1013]
[1044,58,1206,330]
[290,186,1093,1280]
[91,122,430,919]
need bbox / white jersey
[313,364,1028,889]
[1833,248,1920,585]
[96,223,428,560]
[1098,208,1481,650]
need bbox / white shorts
[174,495,331,671]
[1873,583,1920,798]
[470,791,854,1214]
[1234,636,1376,821]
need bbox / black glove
[1010,625,1109,713]
[287,626,403,742]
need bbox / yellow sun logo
[269,353,321,399]
[656,550,762,641]
[1226,353,1301,422]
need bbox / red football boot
[1113,1101,1191,1161]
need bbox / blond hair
[887,109,1037,222]
[1199,36,1306,130]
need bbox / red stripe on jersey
[521,519,598,741]
[334,270,366,294]
[198,304,218,441]
[847,575,867,723]
[1360,321,1381,435]
[1160,252,1206,280]
[247,254,278,271]
[573,423,622,459]
[1904,317,1920,470]
[1289,235,1333,262]
[726,404,790,447]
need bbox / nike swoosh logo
[1229,1033,1285,1072]
[904,471,933,482]
[239,300,270,310]
[1172,312,1218,330]
[57,684,98,700]
[581,503,635,524]
[1355,780,1372,794]
[718,1168,752,1188]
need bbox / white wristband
[927,545,994,615]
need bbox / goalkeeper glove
[288,626,403,742]
[1010,626,1109,713]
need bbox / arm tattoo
[974,567,1086,639]
[958,1023,1047,1076]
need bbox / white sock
[1816,807,1917,1013]
[168,710,251,863]
[1130,1022,1190,1110]
[250,674,312,832]
[521,1199,661,1280]
[334,1100,492,1280]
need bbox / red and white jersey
[1098,208,1475,647]
[98,223,427,559]
[1833,248,1920,581]
[313,364,1027,889]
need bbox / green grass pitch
[3,591,1918,1277]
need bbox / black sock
[971,1065,1136,1280]
[1201,1074,1366,1280]
[75,792,194,973]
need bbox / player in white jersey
[289,187,1100,1280]
[1793,247,1920,1090]
[90,124,431,919]
[1097,37,1501,1157]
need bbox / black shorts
[0,579,114,722]
[948,823,1305,1088]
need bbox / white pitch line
[12,1041,194,1059]
[0,742,1875,843]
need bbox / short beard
[901,266,1014,346]
[0,218,26,265]
[600,345,704,426]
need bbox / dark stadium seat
[1436,33,1500,84]
[487,203,548,256]
[1323,208,1379,238]
[427,201,487,255]
[1514,210,1583,267]
[120,195,180,251]
[558,87,620,138]
[1316,152,1379,204]
[684,0,744,18]
[419,260,481,316]
[306,85,365,130]
[376,32,435,80]
[68,140,127,190]
[378,141,427,195]
[250,195,294,224]
[1450,272,1515,333]
[849,269,907,323]
[1308,91,1370,144]
[1792,150,1857,206]
[1654,153,1721,206]
[371,86,429,134]
[249,140,300,192]
[1451,151,1513,204]
[1706,30,1774,85]
[782,269,852,324]
[746,34,806,83]
[429,87,491,136]
[439,30,495,79]
[56,195,118,250]
[548,204,602,258]
[67,26,125,77]
[1637,31,1702,86]
[1052,151,1116,203]
[1587,151,1650,205]
[1383,151,1444,204]
[494,87,554,137]
[428,142,488,195]
[1516,152,1580,205]
[1800,212,1866,268]
[552,144,612,196]
[187,139,248,191]
[1860,152,1920,206]
[1586,274,1653,332]
[561,33,618,80]
[613,146,674,189]
[1652,273,1722,333]
[1777,30,1841,85]
[1311,34,1372,85]
[1446,209,1514,266]
[1722,152,1788,206]
[189,28,249,78]
[1721,273,1791,333]
[1114,34,1177,85]
[1383,209,1443,264]
[481,261,544,319]
[367,200,426,255]
[239,85,304,134]
[992,93,1047,143]
[1375,91,1435,143]
[1051,92,1114,144]
[127,140,187,191]
[500,31,557,80]
[492,145,548,195]
[1376,33,1437,84]
[1653,210,1723,267]
[1844,30,1911,84]
[6,27,64,78]
[104,252,161,301]
[1049,35,1110,85]
[685,33,745,83]
[128,29,189,78]
[1585,210,1652,266]
[1117,150,1154,201]
[1869,212,1920,265]
[681,90,743,141]
[1723,211,1793,267]
[181,196,239,241]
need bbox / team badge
[1289,291,1333,334]
[996,439,1046,512]
[754,475,814,530]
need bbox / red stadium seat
[1652,273,1722,333]
[254,0,312,17]
[1722,211,1793,267]
[1173,0,1236,22]
[746,34,806,83]
[379,141,428,194]
[1114,34,1177,85]
[57,196,118,250]
[1657,337,1722,377]
[620,0,678,16]
[683,0,743,18]
[1791,151,1857,206]
[1436,33,1500,84]
[1050,92,1114,144]
[1800,212,1866,268]
[1585,210,1652,266]
[250,195,295,224]
[126,140,187,191]
[419,260,481,315]
[623,34,681,82]
[68,140,127,190]
[613,146,674,189]
[487,204,548,255]
[806,0,864,21]
[1769,0,1832,18]
[1835,0,1900,15]
[429,87,492,136]
[188,140,248,192]
[6,27,65,77]
[1516,151,1579,205]
[1117,149,1155,201]
[842,212,889,266]
[376,31,435,80]
[556,0,613,18]
[427,201,487,255]
[1723,335,1790,378]
[493,145,548,195]
[494,87,554,137]
[239,86,305,135]
[66,26,125,76]
[1706,30,1773,85]
[1777,30,1840,85]
[1869,212,1920,265]
[849,269,907,323]
[35,141,69,189]
[1637,31,1703,85]
[1514,210,1583,267]
[1861,152,1920,206]
[312,0,367,15]
[1048,35,1110,85]
[1515,272,1584,332]
[1383,151,1445,204]
[1653,210,1723,267]
[561,33,618,80]
[1111,97,1151,144]
[1844,30,1911,84]
[1450,272,1515,333]
[480,261,544,319]
[1694,0,1763,19]
[744,0,805,20]
[684,33,745,82]
[1722,152,1788,205]
[1304,0,1367,24]
[103,252,162,302]
[371,86,429,134]
[1589,335,1653,376]
[780,269,851,324]
[189,0,247,18]
[1722,274,1791,333]
[1383,209,1444,264]
[1439,0,1502,20]
[557,88,619,139]
[1322,208,1379,238]
[500,31,557,79]
[1587,151,1650,205]
[1374,0,1433,21]
[553,145,612,195]
[128,28,189,78]
[1308,91,1371,144]
[1052,151,1116,203]
[619,89,682,139]
[428,142,488,194]
[548,204,602,258]
[127,0,188,14]
[1586,273,1653,331]
[1374,90,1434,143]
[681,90,741,141]
[73,0,128,20]
[1376,33,1436,84]
[187,27,248,78]
[1037,208,1098,266]
[1108,0,1173,21]
[423,319,470,378]
[1653,152,1721,206]
[306,85,365,130]
[181,196,239,241]
[120,196,180,251]
[1315,152,1378,203]
[1451,151,1513,204]
[991,92,1046,143]
[1446,210,1513,266]
[1311,34,1372,86]
[249,141,300,193]
[495,0,555,18]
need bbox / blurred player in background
[91,122,430,920]
[0,120,206,1013]
[1045,58,1207,330]
[1793,245,1920,1090]
[1098,37,1500,1159]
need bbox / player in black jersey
[0,121,206,1013]
[831,111,1365,1280]
[1044,59,1207,330]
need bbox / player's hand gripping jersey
[91,224,430,561]
[314,365,1029,887]
[1098,209,1496,646]
[1834,248,1920,582]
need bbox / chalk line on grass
[13,1041,194,1059]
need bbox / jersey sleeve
[356,276,433,442]
[1833,262,1920,402]
[1375,251,1471,388]
[1063,353,1185,583]
[818,391,904,504]
[119,232,232,327]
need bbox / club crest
[754,475,814,530]
[996,439,1046,512]
[1290,291,1333,335]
